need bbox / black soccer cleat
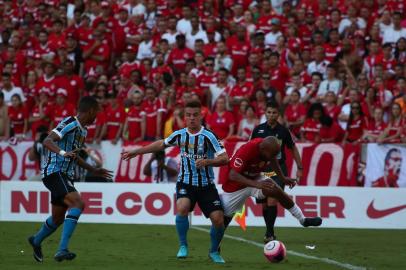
[54,250,77,262]
[28,236,43,262]
[302,217,323,227]
[263,235,277,244]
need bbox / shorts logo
[213,200,221,206]
[234,158,243,168]
[258,129,264,134]
[179,189,187,195]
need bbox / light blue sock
[33,216,59,246]
[209,225,225,253]
[58,208,82,251]
[175,215,189,246]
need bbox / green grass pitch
[0,222,405,270]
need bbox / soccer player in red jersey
[221,136,322,228]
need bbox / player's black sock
[263,206,277,237]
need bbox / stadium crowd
[0,0,405,145]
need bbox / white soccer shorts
[220,187,265,217]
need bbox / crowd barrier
[0,182,405,229]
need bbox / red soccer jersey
[8,105,28,135]
[167,47,195,73]
[31,102,54,137]
[104,105,126,140]
[86,111,106,142]
[206,111,235,140]
[35,76,61,98]
[223,138,271,192]
[126,105,145,140]
[269,66,290,93]
[229,82,254,100]
[198,72,218,90]
[227,37,250,75]
[323,43,342,62]
[366,120,387,137]
[83,41,111,75]
[58,75,84,105]
[324,104,341,121]
[53,103,76,124]
[142,98,167,138]
[319,121,345,142]
[284,103,307,136]
[301,118,322,142]
[346,116,368,142]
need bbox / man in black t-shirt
[250,102,303,243]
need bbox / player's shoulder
[201,127,220,140]
[59,116,76,125]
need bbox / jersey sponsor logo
[258,129,264,134]
[234,158,243,168]
[182,152,207,159]
[366,200,406,219]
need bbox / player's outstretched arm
[43,131,79,158]
[121,139,165,160]
[268,157,297,189]
[195,152,229,168]
[76,156,114,179]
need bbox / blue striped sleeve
[204,130,226,156]
[52,118,78,139]
[164,129,182,147]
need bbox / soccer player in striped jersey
[122,100,229,264]
[28,96,113,263]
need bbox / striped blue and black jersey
[42,116,87,179]
[164,127,226,187]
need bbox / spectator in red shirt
[227,25,250,75]
[300,102,324,142]
[142,86,166,140]
[167,34,195,76]
[363,107,387,142]
[377,102,404,143]
[100,91,126,144]
[35,62,60,99]
[235,105,259,141]
[123,91,146,143]
[29,89,53,139]
[342,101,368,143]
[0,92,9,141]
[229,67,253,111]
[324,91,341,121]
[319,115,345,143]
[83,29,111,77]
[52,88,76,127]
[206,96,235,140]
[284,90,307,138]
[8,94,28,139]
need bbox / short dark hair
[78,96,99,113]
[185,100,202,109]
[266,102,279,110]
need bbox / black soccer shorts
[176,182,223,218]
[42,172,77,207]
[256,163,287,204]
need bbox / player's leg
[262,181,322,227]
[199,186,228,263]
[28,173,67,262]
[55,174,85,262]
[175,183,194,258]
[262,174,285,243]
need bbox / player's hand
[63,149,81,159]
[284,177,298,189]
[121,149,139,160]
[256,180,276,193]
[92,167,114,179]
[195,159,209,169]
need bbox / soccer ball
[263,240,286,263]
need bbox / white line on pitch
[192,226,366,270]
